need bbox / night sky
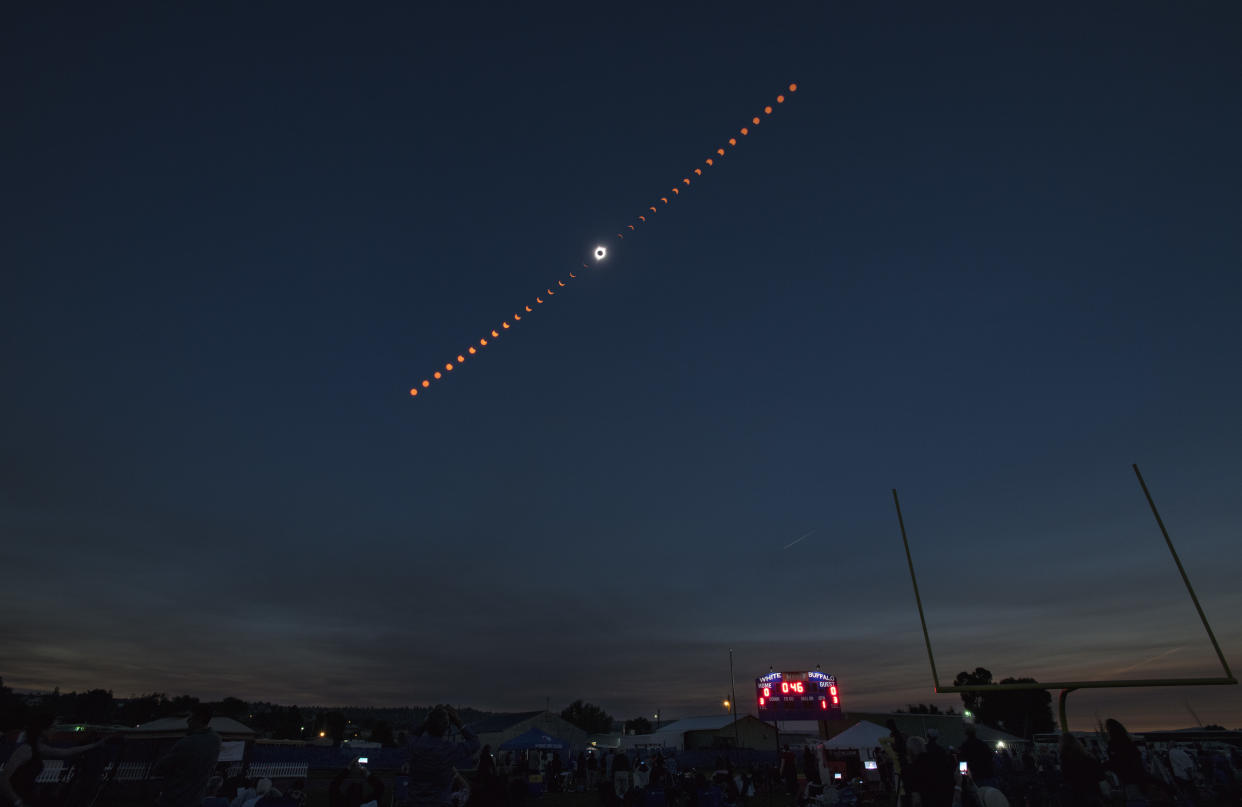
[4,4,1241,731]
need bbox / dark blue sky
[4,3,1240,729]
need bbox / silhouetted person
[905,736,955,807]
[958,724,996,790]
[203,776,230,807]
[1104,719,1147,803]
[152,705,223,807]
[0,712,112,807]
[613,750,632,799]
[1058,733,1106,807]
[408,706,480,807]
[330,763,383,807]
[285,779,307,807]
[802,746,820,785]
[779,745,797,795]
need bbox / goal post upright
[892,465,1236,733]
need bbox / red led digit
[829,685,837,695]
[762,688,770,698]
[820,700,827,710]
[759,697,765,706]
[832,696,839,704]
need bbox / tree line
[0,678,488,746]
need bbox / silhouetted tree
[953,668,993,714]
[321,711,347,747]
[560,700,614,734]
[625,717,653,735]
[166,695,200,715]
[369,720,395,746]
[900,704,943,715]
[214,697,249,719]
[117,694,165,727]
[952,669,1053,739]
[989,678,1054,738]
[0,678,28,729]
[69,689,114,724]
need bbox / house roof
[655,715,751,735]
[468,711,545,734]
[842,713,1024,748]
[133,717,256,736]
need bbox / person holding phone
[329,760,384,807]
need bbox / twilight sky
[3,4,1240,731]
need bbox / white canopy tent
[824,721,891,758]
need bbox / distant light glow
[594,246,607,261]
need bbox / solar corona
[409,83,799,398]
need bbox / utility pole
[729,649,740,750]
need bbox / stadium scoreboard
[756,670,842,720]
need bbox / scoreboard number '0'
[755,670,843,721]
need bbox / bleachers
[105,762,154,781]
[35,760,65,784]
[244,762,309,780]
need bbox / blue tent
[499,728,569,751]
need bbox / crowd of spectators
[873,717,1242,807]
[6,706,1242,807]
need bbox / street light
[722,699,731,710]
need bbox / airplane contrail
[1114,645,1185,675]
[783,529,816,550]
